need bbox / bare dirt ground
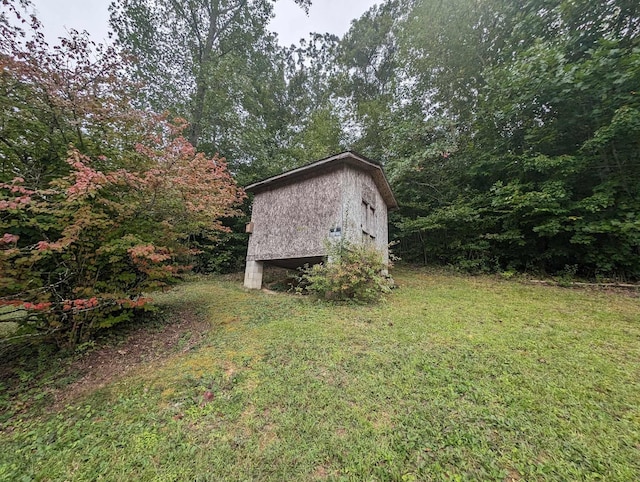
[48,308,211,410]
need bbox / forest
[1,0,639,344]
[106,0,640,278]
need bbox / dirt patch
[258,423,278,451]
[49,309,211,411]
[506,468,522,481]
[335,427,348,438]
[312,465,332,480]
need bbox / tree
[390,0,640,278]
[335,0,404,161]
[0,1,245,347]
[467,37,640,276]
[109,0,311,155]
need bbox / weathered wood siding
[340,165,389,262]
[246,169,343,262]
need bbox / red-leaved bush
[0,1,245,347]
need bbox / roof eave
[246,151,399,209]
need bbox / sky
[28,0,379,47]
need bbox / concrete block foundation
[243,260,264,290]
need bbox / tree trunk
[189,2,218,147]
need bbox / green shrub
[299,240,394,303]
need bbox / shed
[243,151,398,289]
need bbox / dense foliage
[389,0,640,279]
[0,2,244,346]
[108,0,314,179]
[109,0,639,280]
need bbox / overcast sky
[28,0,379,47]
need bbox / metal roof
[245,151,398,209]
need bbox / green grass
[1,267,639,481]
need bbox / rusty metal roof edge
[245,151,398,209]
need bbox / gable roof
[245,151,398,209]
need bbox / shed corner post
[243,260,264,290]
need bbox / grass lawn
[1,267,639,481]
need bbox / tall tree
[281,33,346,166]
[109,0,310,157]
[335,0,405,161]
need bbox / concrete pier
[243,260,264,290]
